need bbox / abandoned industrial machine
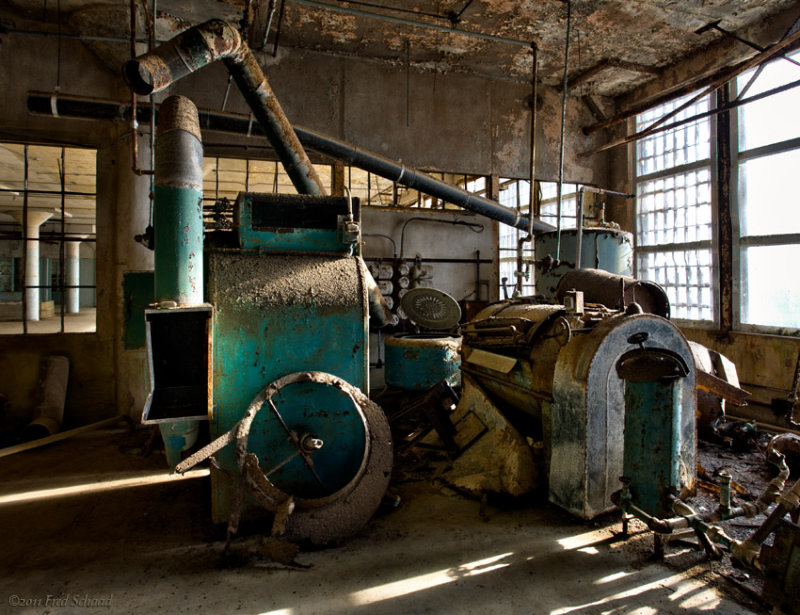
[126,20,800,599]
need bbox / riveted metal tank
[535,228,633,300]
[458,298,695,519]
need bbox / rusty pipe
[123,19,325,196]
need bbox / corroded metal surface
[153,96,204,305]
[556,268,670,318]
[226,371,392,546]
[124,19,324,196]
[384,334,462,391]
[535,228,634,299]
[550,313,696,519]
[207,248,374,538]
[156,95,202,142]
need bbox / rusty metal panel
[206,251,368,524]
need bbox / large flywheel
[233,371,392,547]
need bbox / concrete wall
[0,19,611,423]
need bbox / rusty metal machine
[128,22,396,546]
[449,294,696,519]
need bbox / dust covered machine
[127,21,394,546]
[447,292,696,520]
[201,193,392,545]
[140,96,392,546]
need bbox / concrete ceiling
[3,0,799,97]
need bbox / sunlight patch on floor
[348,552,513,606]
[0,468,209,505]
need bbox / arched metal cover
[549,313,695,519]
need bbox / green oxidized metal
[206,194,371,525]
[384,334,461,391]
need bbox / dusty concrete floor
[0,429,764,615]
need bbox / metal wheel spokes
[266,397,329,490]
[237,371,369,502]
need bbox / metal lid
[401,287,461,330]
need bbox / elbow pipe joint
[125,20,242,95]
[124,20,325,197]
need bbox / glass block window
[634,92,714,322]
[736,49,800,331]
[636,93,711,176]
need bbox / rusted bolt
[300,434,324,454]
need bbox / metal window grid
[0,143,97,334]
[634,92,714,323]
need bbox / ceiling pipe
[29,92,556,233]
[124,19,325,196]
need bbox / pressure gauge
[378,263,394,280]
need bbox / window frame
[0,142,98,335]
[731,54,800,336]
[631,93,719,326]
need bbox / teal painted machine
[535,228,633,299]
[204,193,392,545]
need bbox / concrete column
[5,210,53,321]
[96,133,154,419]
[66,240,81,314]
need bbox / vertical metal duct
[154,95,205,306]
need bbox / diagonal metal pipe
[124,19,325,196]
[29,91,556,233]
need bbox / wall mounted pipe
[28,92,556,234]
[123,19,325,196]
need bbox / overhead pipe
[124,19,325,196]
[28,92,556,234]
[125,24,396,327]
[555,0,571,261]
[295,126,555,233]
[515,42,538,295]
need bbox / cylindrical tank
[535,228,633,299]
[384,334,462,391]
[556,268,670,318]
